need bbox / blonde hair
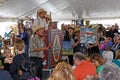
[48,62,75,80]
[91,53,105,65]
[15,38,25,51]
[116,50,120,59]
[3,48,11,57]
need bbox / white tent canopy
[0,0,120,21]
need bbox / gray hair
[73,52,86,61]
[102,51,113,61]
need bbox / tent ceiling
[0,0,120,20]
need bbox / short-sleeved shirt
[97,65,103,74]
[73,60,96,80]
[29,35,45,58]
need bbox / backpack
[18,54,38,80]
[19,54,35,73]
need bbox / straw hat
[74,27,80,33]
[32,25,44,33]
[38,8,47,14]
[45,14,51,19]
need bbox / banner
[62,41,73,55]
[80,27,97,43]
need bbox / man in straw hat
[29,25,51,79]
[33,8,47,28]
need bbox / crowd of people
[60,23,120,80]
[0,8,52,80]
[48,51,120,80]
[0,7,120,80]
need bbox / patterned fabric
[101,50,120,80]
[111,43,120,51]
[29,35,45,58]
[100,62,120,80]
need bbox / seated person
[100,51,120,80]
[112,50,120,68]
[10,38,30,80]
[91,53,104,79]
[102,37,113,50]
[1,48,13,72]
[100,65,120,80]
[0,70,13,80]
[18,60,40,80]
[73,52,96,80]
[111,37,120,52]
[48,62,74,80]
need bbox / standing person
[33,8,47,28]
[71,30,87,65]
[72,30,86,54]
[18,27,29,55]
[63,27,75,65]
[64,27,75,41]
[29,25,51,79]
[73,52,96,80]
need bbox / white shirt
[33,17,46,28]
